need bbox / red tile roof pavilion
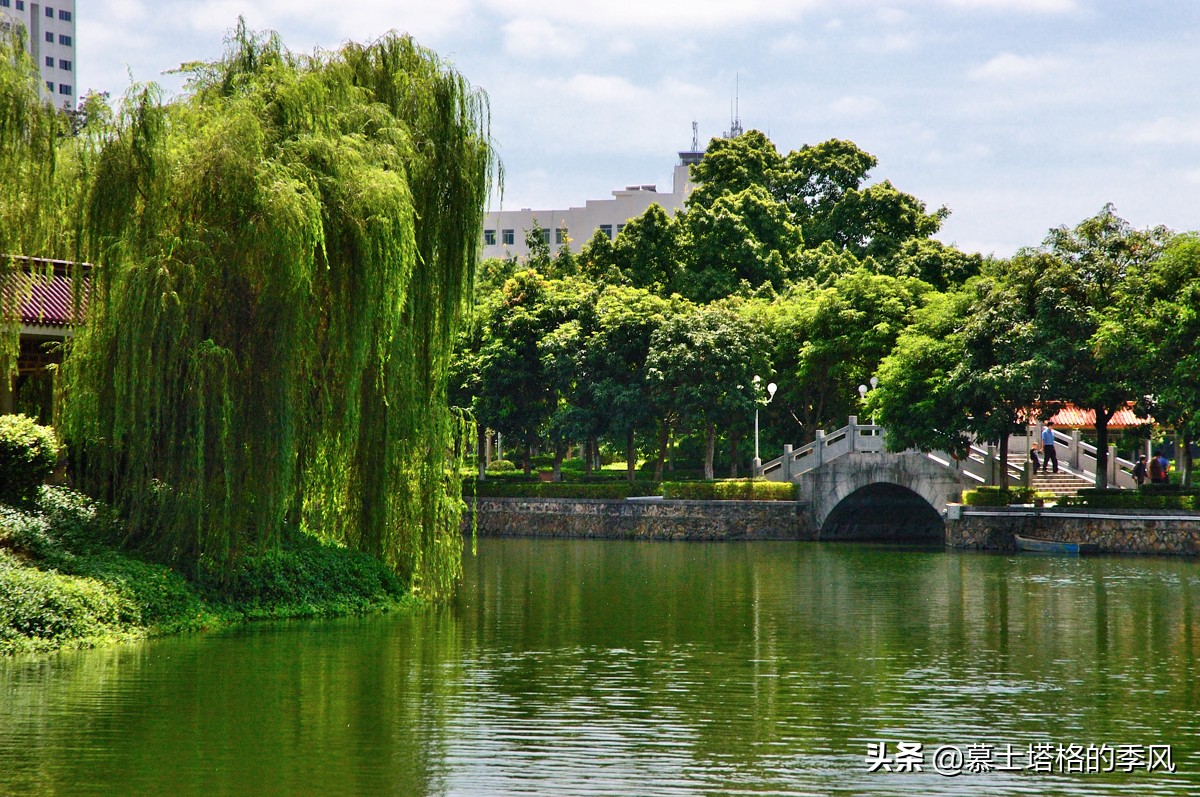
[3,257,88,329]
[1047,404,1152,430]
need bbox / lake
[2,538,1198,795]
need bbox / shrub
[661,479,797,501]
[0,414,59,507]
[471,481,663,499]
[962,486,1041,506]
[1138,483,1200,496]
[1061,489,1198,511]
[486,459,517,473]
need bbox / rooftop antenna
[727,74,744,138]
[691,120,699,152]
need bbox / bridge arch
[794,452,969,542]
[820,482,943,541]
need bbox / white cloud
[481,0,816,33]
[501,18,581,59]
[940,0,1078,12]
[970,52,1063,80]
[1128,116,1200,146]
[829,95,882,117]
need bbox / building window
[58,9,70,20]
[59,59,71,71]
[555,228,568,245]
[46,32,54,42]
[502,229,514,246]
[15,0,23,9]
[58,84,71,95]
[539,228,550,245]
[599,224,613,240]
[46,56,54,67]
[617,224,626,236]
[44,6,53,17]
[46,81,54,93]
[483,229,496,246]
[59,34,72,45]
[0,1,11,10]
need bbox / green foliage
[661,479,796,501]
[486,459,517,473]
[612,204,679,293]
[646,304,766,478]
[0,487,412,654]
[52,25,494,597]
[0,414,59,507]
[962,487,1042,506]
[1060,489,1199,511]
[679,185,802,302]
[471,481,664,499]
[198,535,407,619]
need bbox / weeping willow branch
[54,21,495,599]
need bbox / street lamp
[752,375,778,475]
[858,376,879,425]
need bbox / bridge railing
[1009,427,1137,489]
[761,418,1046,488]
[760,416,884,480]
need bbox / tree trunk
[653,421,670,482]
[477,427,487,481]
[553,441,566,482]
[704,421,716,480]
[728,427,740,478]
[626,429,637,482]
[1093,405,1113,489]
[999,431,1010,490]
[523,440,533,476]
[1183,433,1194,488]
[583,435,594,477]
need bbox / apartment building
[482,149,702,260]
[0,0,77,110]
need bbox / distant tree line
[454,131,1200,488]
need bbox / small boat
[1015,534,1099,555]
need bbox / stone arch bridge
[759,417,1009,541]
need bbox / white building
[482,149,703,260]
[0,0,77,110]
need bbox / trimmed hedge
[1061,489,1199,511]
[662,479,797,501]
[962,486,1047,506]
[485,459,517,473]
[0,414,59,508]
[471,481,664,499]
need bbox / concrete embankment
[946,506,1200,555]
[466,496,815,541]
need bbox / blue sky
[80,0,1200,256]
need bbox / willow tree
[0,26,70,380]
[59,24,495,598]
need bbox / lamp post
[752,375,778,475]
[858,376,879,425]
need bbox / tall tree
[582,286,680,480]
[646,305,766,479]
[612,203,679,293]
[59,26,496,597]
[1037,205,1170,487]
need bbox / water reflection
[2,540,1199,796]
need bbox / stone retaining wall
[466,497,815,541]
[946,507,1200,556]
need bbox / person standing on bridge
[1040,421,1059,474]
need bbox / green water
[2,538,1199,796]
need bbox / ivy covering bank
[1,487,412,656]
[0,23,495,598]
